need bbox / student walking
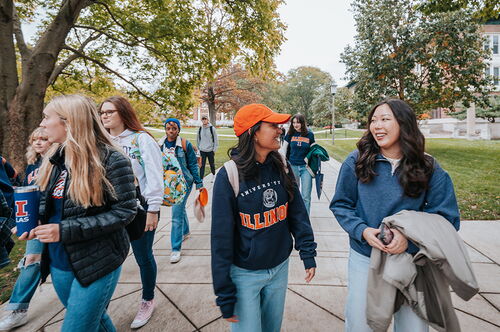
[100,96,163,329]
[196,115,218,178]
[20,94,137,332]
[284,114,315,214]
[211,104,317,332]
[159,118,203,263]
[0,128,51,331]
[330,99,460,332]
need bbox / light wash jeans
[50,265,121,332]
[229,258,289,332]
[346,248,429,332]
[131,230,157,301]
[290,164,313,215]
[171,183,193,252]
[6,239,44,310]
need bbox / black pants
[200,151,216,177]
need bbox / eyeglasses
[99,110,117,117]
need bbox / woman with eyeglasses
[21,94,136,332]
[100,96,163,329]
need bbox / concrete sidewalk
[2,159,499,331]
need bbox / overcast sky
[275,0,356,85]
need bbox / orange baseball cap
[233,104,290,137]
[198,188,208,207]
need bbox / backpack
[181,138,202,168]
[160,150,187,206]
[198,126,215,144]
[132,133,187,207]
[223,154,289,197]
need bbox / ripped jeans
[5,239,43,311]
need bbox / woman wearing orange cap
[211,104,317,332]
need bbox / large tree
[0,0,285,170]
[195,0,285,124]
[341,0,492,119]
[418,0,500,21]
[200,64,265,121]
[280,66,332,124]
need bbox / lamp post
[331,82,338,144]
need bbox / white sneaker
[170,251,181,264]
[0,310,28,331]
[130,299,155,329]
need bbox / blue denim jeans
[7,239,44,310]
[346,249,429,332]
[131,230,157,301]
[229,258,289,332]
[50,265,121,332]
[290,164,313,215]
[171,183,193,252]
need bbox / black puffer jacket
[40,145,136,286]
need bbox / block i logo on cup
[14,185,40,236]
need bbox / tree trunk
[207,85,217,126]
[0,0,18,155]
[1,0,91,171]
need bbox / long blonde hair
[37,95,119,208]
[25,127,49,165]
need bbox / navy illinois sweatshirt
[211,157,317,318]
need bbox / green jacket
[304,143,329,177]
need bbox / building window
[485,64,490,77]
[484,35,490,51]
[494,35,499,55]
[494,67,499,86]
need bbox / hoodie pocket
[244,225,293,267]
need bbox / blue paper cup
[14,185,40,236]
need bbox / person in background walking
[211,104,317,332]
[197,115,218,178]
[330,99,460,332]
[0,128,51,331]
[159,118,203,263]
[21,94,136,332]
[284,114,315,215]
[100,96,163,329]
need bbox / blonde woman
[0,128,51,331]
[20,95,137,332]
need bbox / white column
[466,103,476,140]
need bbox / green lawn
[0,239,25,303]
[312,128,364,139]
[321,138,500,220]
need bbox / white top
[111,129,163,211]
[383,155,401,175]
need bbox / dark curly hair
[356,99,434,198]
